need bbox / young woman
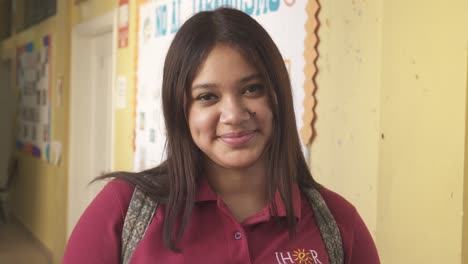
[63,7,380,264]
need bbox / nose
[219,96,250,125]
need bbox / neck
[207,162,267,196]
[205,159,268,222]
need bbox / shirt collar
[196,177,302,220]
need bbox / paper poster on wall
[133,0,320,171]
[116,76,128,109]
[16,35,52,162]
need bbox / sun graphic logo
[275,249,322,264]
[292,249,314,264]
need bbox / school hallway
[0,0,467,263]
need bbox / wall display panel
[134,0,320,171]
[15,35,52,162]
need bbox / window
[0,0,12,41]
[24,0,57,29]
[18,0,57,31]
[0,0,57,40]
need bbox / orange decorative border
[300,0,321,144]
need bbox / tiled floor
[0,220,51,264]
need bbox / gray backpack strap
[302,187,344,264]
[121,187,158,264]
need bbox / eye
[244,84,264,95]
[195,93,217,101]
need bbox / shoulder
[90,179,136,218]
[77,178,136,224]
[317,188,358,227]
[63,179,136,263]
[103,179,136,208]
[316,187,361,239]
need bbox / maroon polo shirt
[63,179,379,264]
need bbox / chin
[218,157,262,170]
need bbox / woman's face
[188,44,273,170]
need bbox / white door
[86,32,114,205]
[68,11,115,236]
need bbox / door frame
[68,10,117,237]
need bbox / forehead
[191,44,259,86]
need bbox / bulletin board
[133,0,320,171]
[15,35,52,162]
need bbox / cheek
[264,111,274,137]
[188,108,218,138]
[255,100,274,130]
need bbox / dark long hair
[101,7,320,251]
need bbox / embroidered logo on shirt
[275,249,322,264]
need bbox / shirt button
[234,231,243,240]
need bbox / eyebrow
[191,73,262,91]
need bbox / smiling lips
[219,130,256,146]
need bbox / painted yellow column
[377,0,468,263]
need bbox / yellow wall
[0,0,120,262]
[2,1,71,263]
[313,0,468,263]
[113,0,137,172]
[377,1,468,263]
[311,0,383,236]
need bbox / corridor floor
[0,220,51,264]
